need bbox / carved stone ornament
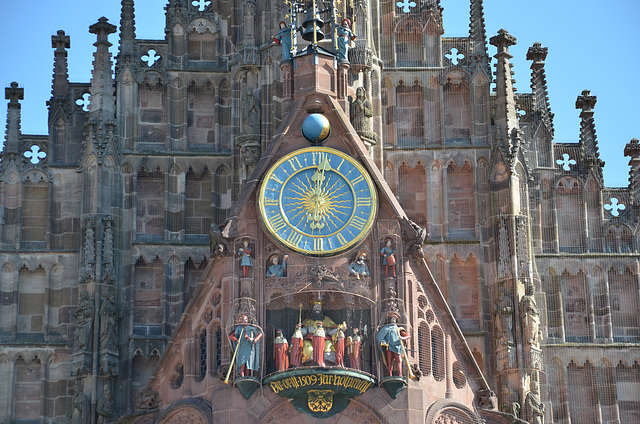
[159,408,207,424]
[136,388,160,411]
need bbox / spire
[526,42,554,137]
[575,89,604,173]
[51,30,70,97]
[3,82,24,156]
[88,17,117,117]
[117,0,136,71]
[469,0,489,72]
[624,138,640,205]
[490,29,520,148]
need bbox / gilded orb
[302,113,331,144]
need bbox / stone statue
[520,284,541,347]
[524,381,545,424]
[74,290,94,352]
[336,18,356,62]
[97,383,114,424]
[71,385,90,424]
[350,87,373,132]
[100,292,118,351]
[273,21,297,61]
[348,250,370,279]
[242,86,260,135]
[495,287,514,346]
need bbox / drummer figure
[380,238,397,277]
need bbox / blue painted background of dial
[260,147,376,256]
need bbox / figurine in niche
[520,284,541,347]
[300,300,339,364]
[273,21,297,61]
[350,86,373,133]
[71,382,89,424]
[311,321,327,367]
[236,239,253,278]
[241,86,260,135]
[266,254,288,278]
[274,329,289,372]
[524,380,545,424]
[289,323,304,367]
[380,238,397,277]
[495,286,514,346]
[349,250,370,279]
[228,314,263,377]
[346,327,362,370]
[376,313,410,377]
[74,290,94,353]
[334,322,347,367]
[336,18,356,62]
[97,383,114,424]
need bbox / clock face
[259,147,377,256]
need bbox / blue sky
[1,0,639,187]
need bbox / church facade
[0,0,638,423]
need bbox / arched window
[138,82,167,143]
[562,269,589,341]
[187,81,216,146]
[418,322,431,376]
[136,167,165,237]
[443,71,471,145]
[134,257,163,334]
[13,357,42,420]
[196,327,207,381]
[610,266,640,342]
[556,176,584,253]
[18,266,46,335]
[213,166,232,226]
[449,255,479,330]
[431,326,445,381]
[395,80,424,147]
[188,30,216,61]
[395,19,423,67]
[447,162,476,239]
[22,179,49,246]
[185,168,213,234]
[567,360,598,422]
[398,162,427,226]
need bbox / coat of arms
[308,389,334,412]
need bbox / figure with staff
[228,314,262,377]
[376,313,412,377]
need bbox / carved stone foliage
[158,408,208,424]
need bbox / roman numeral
[313,238,324,251]
[286,231,303,246]
[288,157,302,172]
[352,175,365,185]
[270,175,283,184]
[349,216,368,231]
[269,213,287,231]
[336,233,347,245]
[263,198,279,207]
[356,197,371,207]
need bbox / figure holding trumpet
[228,314,262,377]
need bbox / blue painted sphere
[302,114,331,143]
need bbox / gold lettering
[349,215,368,231]
[351,174,365,185]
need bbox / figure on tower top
[336,18,356,62]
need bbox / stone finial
[575,90,597,114]
[52,30,70,52]
[624,138,640,158]
[490,29,516,58]
[526,42,547,65]
[5,82,24,105]
[89,17,117,46]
